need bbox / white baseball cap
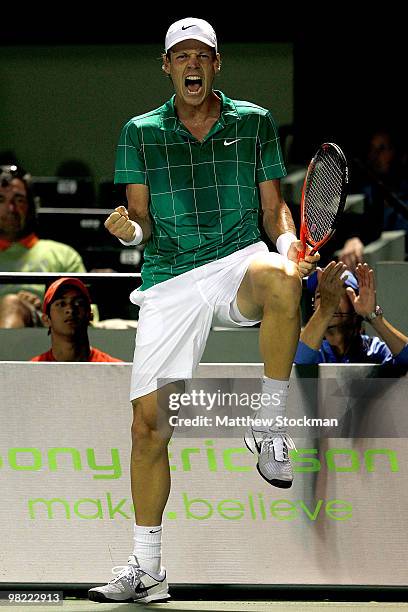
[165,17,217,53]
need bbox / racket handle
[298,226,307,262]
[298,243,316,262]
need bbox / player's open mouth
[184,75,202,94]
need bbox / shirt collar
[322,334,364,363]
[0,232,39,251]
[160,90,240,132]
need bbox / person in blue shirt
[295,261,408,365]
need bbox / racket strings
[305,152,344,242]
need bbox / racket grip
[298,242,316,262]
[298,226,307,262]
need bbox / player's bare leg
[131,390,172,526]
[128,381,185,573]
[237,254,301,377]
[88,387,175,604]
[237,253,302,487]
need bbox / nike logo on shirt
[224,138,241,146]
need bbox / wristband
[276,232,298,258]
[118,220,143,246]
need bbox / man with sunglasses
[295,261,408,365]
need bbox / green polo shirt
[115,90,286,290]
[0,239,86,299]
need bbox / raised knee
[252,261,301,306]
[280,264,302,301]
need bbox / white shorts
[129,241,278,400]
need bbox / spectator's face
[45,287,91,337]
[326,294,355,331]
[367,132,396,177]
[314,291,358,336]
[0,178,29,239]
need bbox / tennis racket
[298,142,348,261]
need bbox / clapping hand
[316,261,348,315]
[345,263,376,318]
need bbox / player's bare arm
[260,179,296,243]
[104,184,152,245]
[259,179,319,277]
[126,184,152,244]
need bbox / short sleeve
[366,336,394,364]
[255,111,287,183]
[114,120,147,185]
[62,246,86,273]
[393,343,408,365]
[294,341,323,364]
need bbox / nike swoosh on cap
[181,24,195,30]
[224,139,241,146]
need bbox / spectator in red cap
[31,277,122,362]
[0,164,87,328]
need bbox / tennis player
[89,17,319,604]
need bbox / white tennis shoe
[244,427,296,488]
[88,555,170,604]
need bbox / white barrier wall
[0,363,407,585]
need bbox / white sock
[133,523,162,574]
[256,376,289,430]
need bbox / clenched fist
[104,206,136,242]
